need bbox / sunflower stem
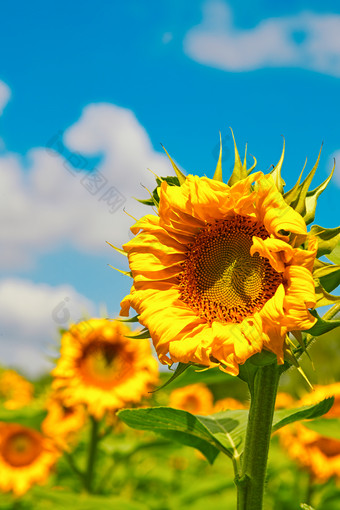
[84,415,100,493]
[237,362,280,510]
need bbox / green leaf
[304,309,340,336]
[119,398,334,467]
[31,487,148,510]
[117,398,334,463]
[272,397,334,433]
[303,418,340,440]
[0,406,47,430]
[117,406,225,463]
[310,225,340,257]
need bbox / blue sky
[0,0,340,376]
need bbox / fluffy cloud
[331,151,340,185]
[0,103,175,269]
[0,279,95,377]
[184,1,340,76]
[0,80,11,115]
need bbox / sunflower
[169,383,214,415]
[52,319,159,419]
[0,370,33,410]
[0,422,58,495]
[120,170,317,375]
[274,392,295,409]
[213,397,246,412]
[280,383,340,482]
[42,392,86,450]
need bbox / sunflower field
[1,139,340,510]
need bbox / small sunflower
[42,392,86,450]
[169,383,214,415]
[52,319,159,419]
[0,423,57,495]
[0,370,33,410]
[213,397,246,412]
[280,383,340,482]
[275,392,295,409]
[120,170,317,375]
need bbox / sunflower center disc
[179,215,282,323]
[79,341,132,388]
[2,431,42,467]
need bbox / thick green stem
[84,415,100,493]
[237,363,280,510]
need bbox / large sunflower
[52,319,159,419]
[0,423,57,495]
[120,171,317,375]
[280,383,340,482]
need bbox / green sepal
[246,155,257,175]
[106,241,128,257]
[303,162,335,225]
[310,225,340,258]
[135,175,181,208]
[238,351,279,393]
[212,131,223,181]
[125,327,150,339]
[136,197,158,206]
[314,278,340,307]
[313,261,340,293]
[161,145,186,185]
[304,309,340,336]
[270,138,286,194]
[117,314,140,323]
[227,129,248,186]
[108,265,132,277]
[328,241,340,265]
[283,164,305,205]
[150,362,191,393]
[289,145,322,216]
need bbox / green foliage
[0,406,46,431]
[303,418,340,440]
[305,310,340,336]
[118,398,333,464]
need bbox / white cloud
[0,279,95,377]
[0,80,11,115]
[0,103,176,269]
[331,150,340,185]
[184,1,340,76]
